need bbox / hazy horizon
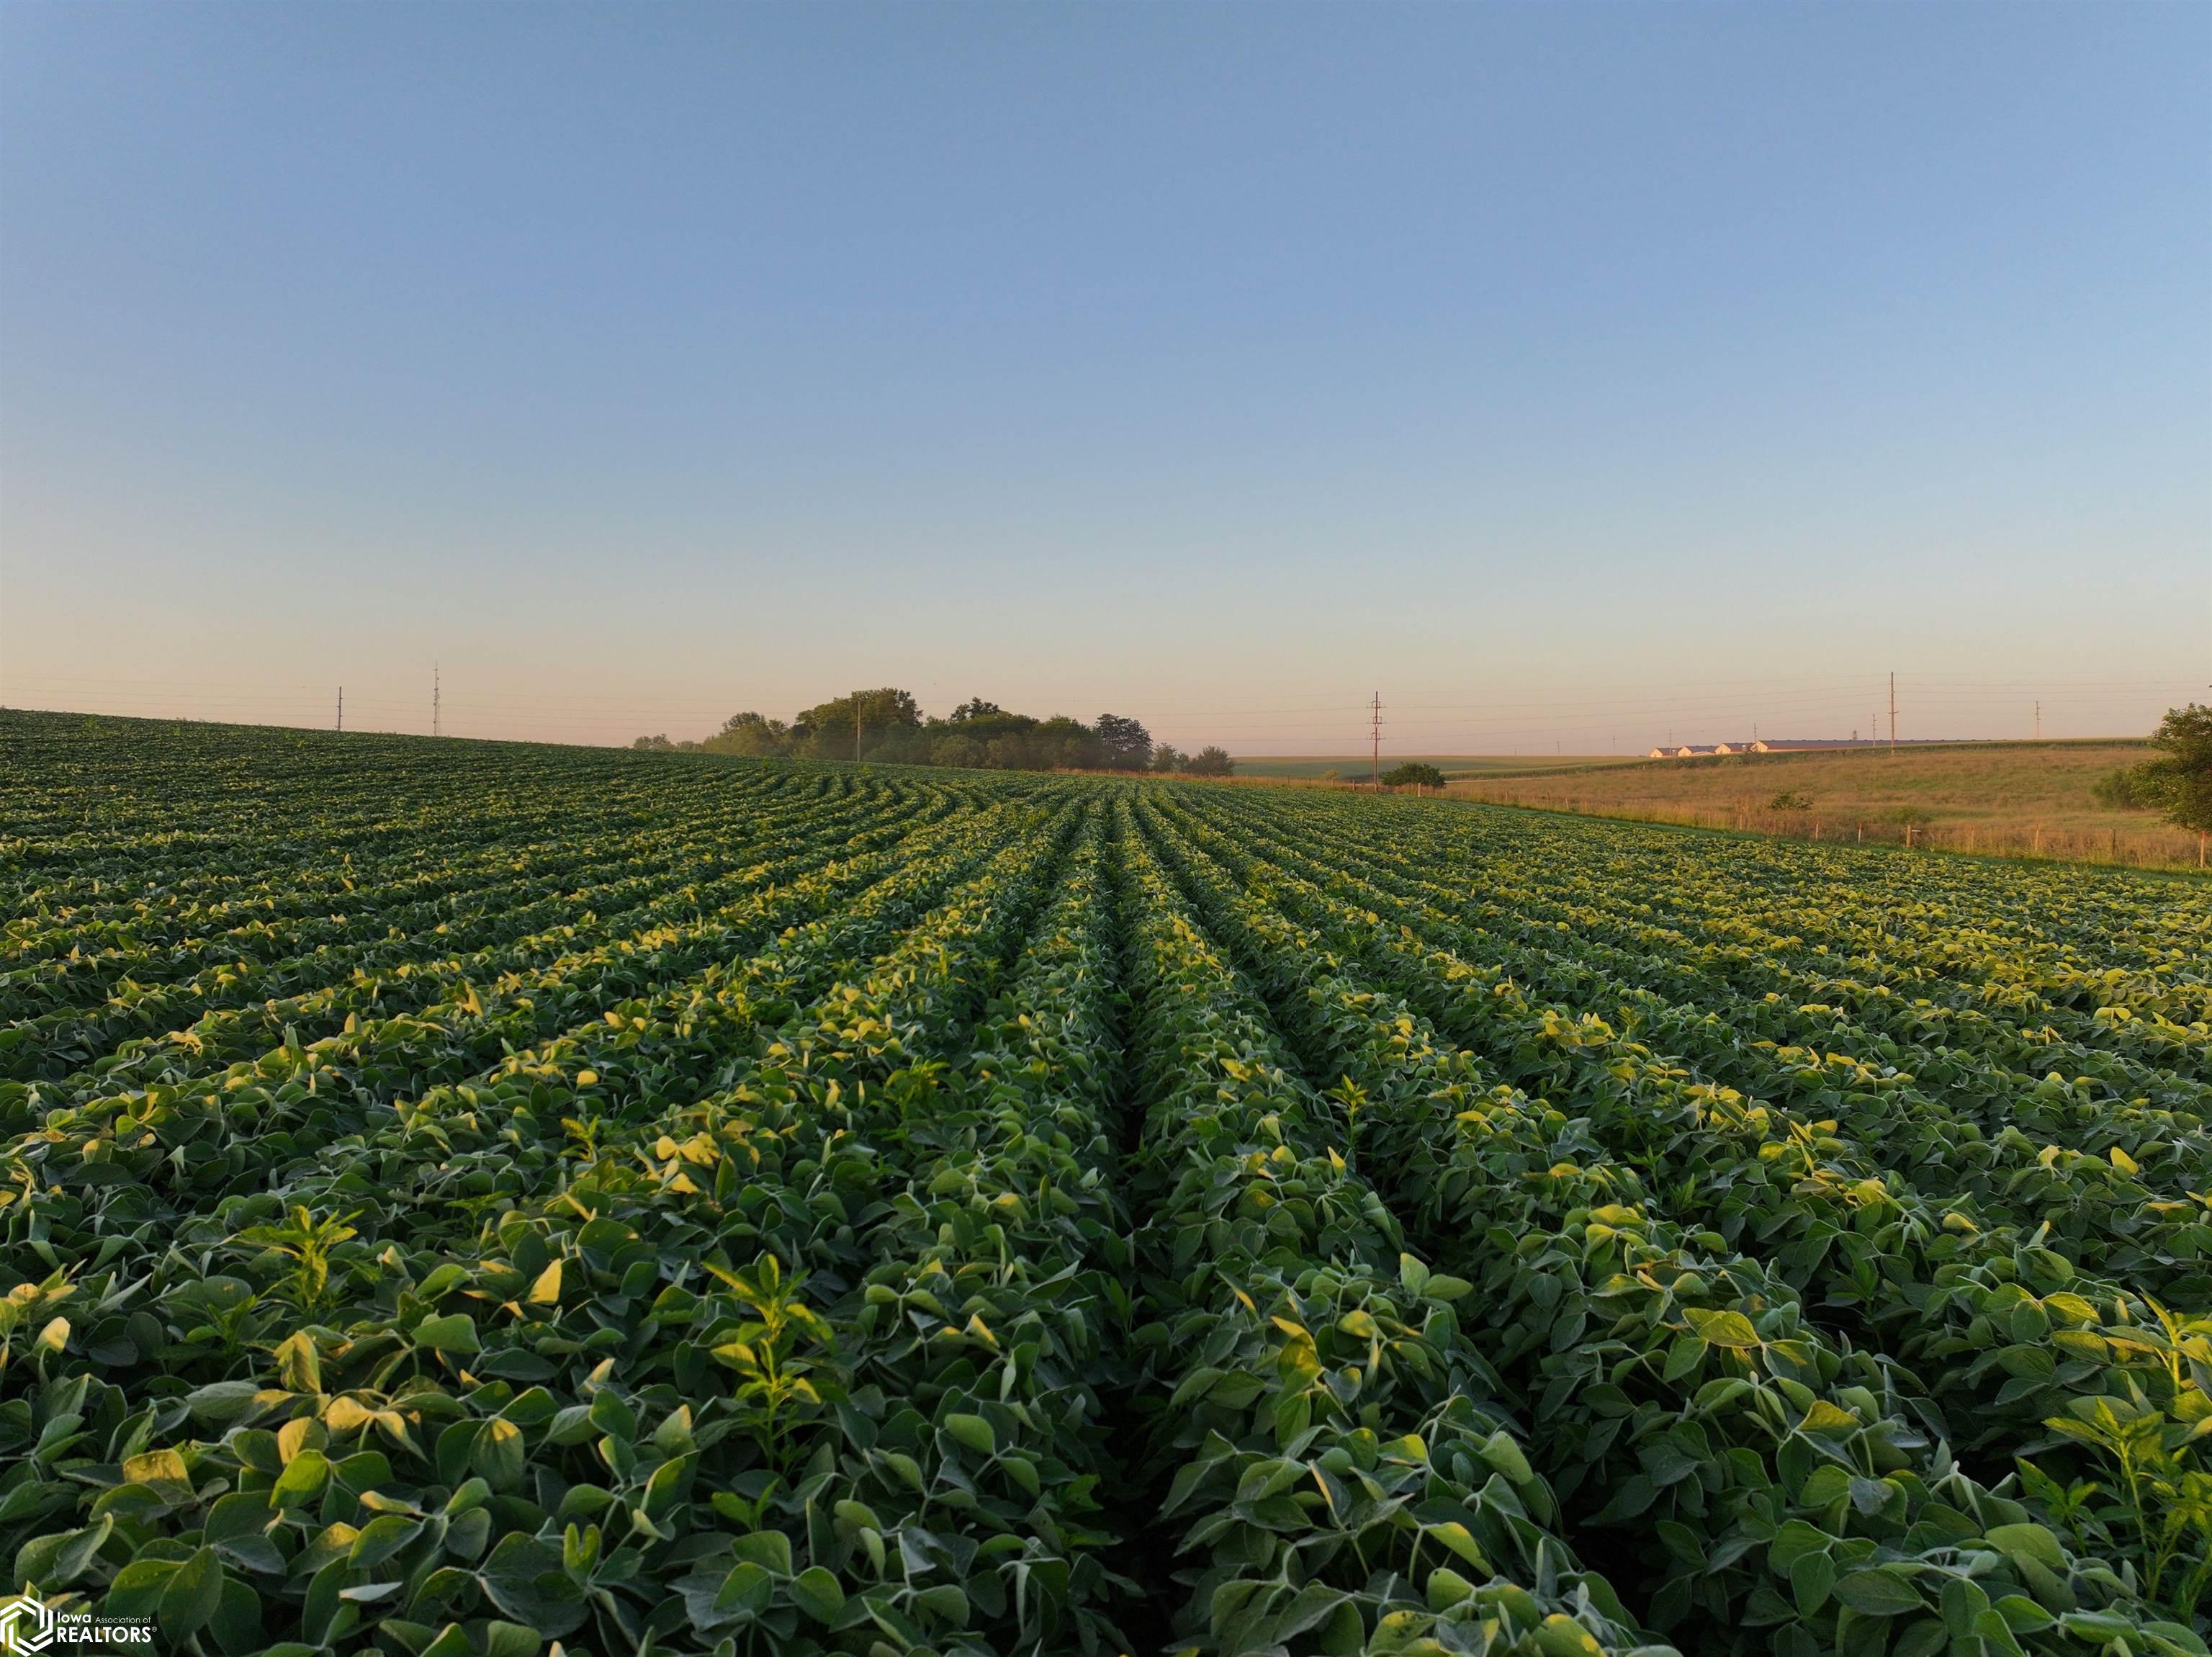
[4,4,2206,755]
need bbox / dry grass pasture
[1230,753,1625,780]
[1444,740,2200,869]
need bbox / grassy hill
[1231,753,1634,780]
[1444,738,2194,868]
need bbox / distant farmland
[1231,753,1631,779]
[1445,738,2194,868]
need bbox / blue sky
[3,4,2206,752]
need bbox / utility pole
[433,664,441,737]
[336,688,343,733]
[2035,701,2041,740]
[1370,692,1382,789]
[855,696,863,763]
[1888,673,1896,757]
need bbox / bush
[1184,746,1236,777]
[2092,767,2159,812]
[1382,763,1447,790]
[1766,791,1812,812]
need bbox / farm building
[1650,738,1836,759]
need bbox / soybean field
[4,710,2210,1657]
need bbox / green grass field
[3,709,2208,1657]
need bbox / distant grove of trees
[632,690,1235,776]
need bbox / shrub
[2092,766,2159,812]
[1382,763,1447,790]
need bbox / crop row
[1142,796,2211,1423]
[1127,799,2200,1651]
[1159,794,2212,1286]
[1,791,1095,1656]
[1186,793,2208,1087]
[0,771,891,1012]
[0,783,938,1084]
[3,713,2208,1657]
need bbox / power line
[2,675,2194,721]
[4,668,2195,750]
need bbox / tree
[2120,704,2212,835]
[703,713,793,758]
[631,733,674,751]
[649,691,1172,775]
[931,733,984,769]
[1151,744,1188,773]
[1028,715,1097,771]
[1185,746,1235,778]
[793,688,921,760]
[1382,762,1445,791]
[1094,714,1152,771]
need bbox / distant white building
[1652,738,1822,758]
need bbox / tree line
[632,690,1235,776]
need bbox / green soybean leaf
[1833,1568,1927,1617]
[158,1546,225,1644]
[414,1314,480,1353]
[943,1413,996,1455]
[791,1566,846,1624]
